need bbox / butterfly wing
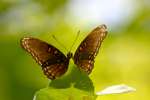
[21,37,69,80]
[74,25,107,74]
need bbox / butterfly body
[21,25,107,80]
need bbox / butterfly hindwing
[74,25,107,74]
[21,37,69,79]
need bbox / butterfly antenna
[69,30,80,52]
[52,35,68,52]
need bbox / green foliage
[35,87,96,100]
[35,0,69,13]
[34,64,96,100]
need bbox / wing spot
[45,72,49,76]
[48,69,52,73]
[51,72,55,77]
[48,48,51,52]
[54,50,58,54]
[87,64,90,68]
[100,33,104,37]
[84,67,89,72]
[48,75,54,79]
[88,60,92,64]
[47,67,50,70]
[79,47,83,51]
[81,66,85,69]
[43,68,47,71]
[84,42,87,46]
[89,55,91,59]
[88,60,91,63]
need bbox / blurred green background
[0,0,150,100]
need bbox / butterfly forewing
[21,37,69,80]
[74,24,107,74]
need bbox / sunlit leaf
[34,64,96,100]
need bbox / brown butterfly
[20,24,107,80]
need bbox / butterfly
[20,24,107,80]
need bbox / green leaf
[34,64,97,100]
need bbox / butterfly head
[67,52,73,59]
